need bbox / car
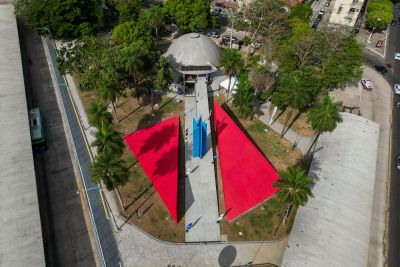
[319,9,325,15]
[361,79,374,91]
[207,31,220,38]
[397,155,400,170]
[325,1,330,7]
[312,21,319,30]
[349,7,356,12]
[391,20,397,26]
[374,65,388,74]
[394,84,400,94]
[316,14,323,21]
[222,35,238,42]
[395,53,400,60]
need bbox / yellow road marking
[65,84,110,220]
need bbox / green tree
[15,0,104,38]
[273,166,313,219]
[154,56,173,92]
[92,123,125,155]
[144,5,163,39]
[91,150,129,190]
[88,100,113,128]
[233,73,255,118]
[289,3,313,22]
[118,44,145,103]
[97,67,123,122]
[116,0,143,23]
[220,49,244,101]
[112,20,154,49]
[366,0,393,30]
[307,96,342,140]
[162,0,212,30]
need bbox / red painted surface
[124,116,179,222]
[213,102,279,222]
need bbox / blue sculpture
[193,115,207,158]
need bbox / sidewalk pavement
[255,103,314,155]
[360,66,391,267]
[184,77,220,242]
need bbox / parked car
[316,14,323,21]
[374,65,388,74]
[391,20,397,26]
[361,79,374,91]
[222,35,238,42]
[207,31,220,38]
[397,155,400,170]
[325,1,330,7]
[319,9,325,15]
[395,53,400,60]
[394,84,400,94]
[312,21,319,30]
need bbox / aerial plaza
[124,33,280,242]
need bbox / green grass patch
[159,97,179,113]
[249,209,274,230]
[248,121,267,132]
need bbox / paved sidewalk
[184,77,220,242]
[359,66,391,267]
[255,103,314,155]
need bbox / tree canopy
[112,20,154,49]
[162,0,213,30]
[307,96,343,135]
[15,0,104,38]
[116,0,143,23]
[366,0,393,30]
[233,72,255,118]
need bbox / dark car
[222,35,238,42]
[311,21,319,30]
[316,14,323,21]
[374,65,388,74]
[397,155,400,170]
[392,20,397,26]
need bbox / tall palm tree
[233,72,255,118]
[146,5,163,39]
[220,48,244,101]
[87,100,112,128]
[92,123,124,155]
[307,96,342,150]
[119,45,145,104]
[91,150,129,190]
[273,166,313,220]
[97,67,123,122]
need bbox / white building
[328,0,365,28]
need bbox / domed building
[165,33,221,90]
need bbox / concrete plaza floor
[184,77,221,242]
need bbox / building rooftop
[328,0,364,28]
[0,5,45,266]
[165,33,221,74]
[282,113,379,267]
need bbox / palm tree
[273,166,313,222]
[91,150,129,190]
[92,123,125,155]
[220,48,244,101]
[119,45,145,104]
[87,100,112,128]
[97,67,123,122]
[146,5,163,39]
[233,72,255,118]
[307,96,342,151]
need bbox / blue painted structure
[193,116,207,158]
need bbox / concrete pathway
[255,102,314,155]
[360,66,391,267]
[184,77,220,242]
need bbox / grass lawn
[272,107,315,137]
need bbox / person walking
[186,222,193,232]
[212,153,217,164]
[216,213,225,223]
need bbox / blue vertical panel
[193,117,200,157]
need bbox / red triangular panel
[214,101,279,222]
[124,116,179,222]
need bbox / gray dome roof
[165,33,221,69]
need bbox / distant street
[18,22,96,266]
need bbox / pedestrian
[186,222,193,232]
[185,128,189,138]
[216,213,225,223]
[212,153,217,164]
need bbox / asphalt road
[18,22,96,267]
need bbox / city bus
[29,108,46,149]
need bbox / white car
[361,79,374,91]
[318,9,325,15]
[394,84,400,94]
[395,53,400,60]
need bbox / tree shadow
[119,105,144,123]
[123,184,153,210]
[177,124,186,222]
[218,245,237,267]
[137,122,177,156]
[281,110,302,137]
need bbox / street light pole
[367,18,380,43]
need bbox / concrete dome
[165,33,221,72]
